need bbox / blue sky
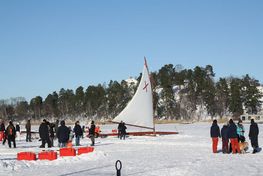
[0,0,262,101]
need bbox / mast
[144,57,155,133]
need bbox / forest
[0,64,262,121]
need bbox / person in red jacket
[210,120,221,153]
[6,121,16,148]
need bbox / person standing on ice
[49,123,55,147]
[89,121,95,146]
[0,120,6,144]
[117,121,123,138]
[73,121,83,146]
[210,119,221,153]
[249,119,259,154]
[15,123,21,141]
[120,122,127,140]
[39,119,52,148]
[25,119,32,142]
[228,119,240,154]
[221,124,229,154]
[55,119,59,138]
[6,121,16,148]
[237,119,245,142]
[57,120,70,148]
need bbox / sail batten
[112,59,154,129]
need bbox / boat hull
[99,131,178,137]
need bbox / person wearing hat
[39,119,51,148]
[249,119,259,153]
[210,119,221,153]
[57,120,70,148]
[237,119,245,142]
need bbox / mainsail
[112,58,154,129]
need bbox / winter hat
[229,119,234,124]
[60,120,65,126]
[213,119,217,124]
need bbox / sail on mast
[112,58,154,129]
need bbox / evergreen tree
[215,78,230,118]
[15,101,29,118]
[242,74,262,114]
[229,78,243,118]
[30,96,43,118]
[75,86,85,113]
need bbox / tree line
[0,64,262,121]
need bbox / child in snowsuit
[210,120,221,153]
[237,119,245,142]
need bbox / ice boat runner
[102,58,178,136]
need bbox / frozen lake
[0,123,262,176]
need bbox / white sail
[112,59,154,129]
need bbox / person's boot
[253,149,257,154]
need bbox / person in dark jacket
[249,119,259,153]
[55,119,59,138]
[49,123,55,147]
[221,124,229,154]
[228,119,240,154]
[210,119,221,153]
[120,122,127,140]
[117,121,123,138]
[0,120,6,145]
[15,123,20,133]
[0,120,5,132]
[89,121,95,146]
[25,119,32,142]
[57,120,70,148]
[39,119,51,148]
[6,121,16,148]
[73,121,83,146]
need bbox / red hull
[100,131,178,137]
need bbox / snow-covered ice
[0,123,262,176]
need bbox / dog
[239,142,249,154]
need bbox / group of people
[210,118,259,154]
[39,119,96,148]
[0,119,97,149]
[118,121,127,140]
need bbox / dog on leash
[239,142,249,154]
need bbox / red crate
[17,152,36,161]
[38,151,58,161]
[59,148,76,157]
[112,129,117,133]
[78,147,94,155]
